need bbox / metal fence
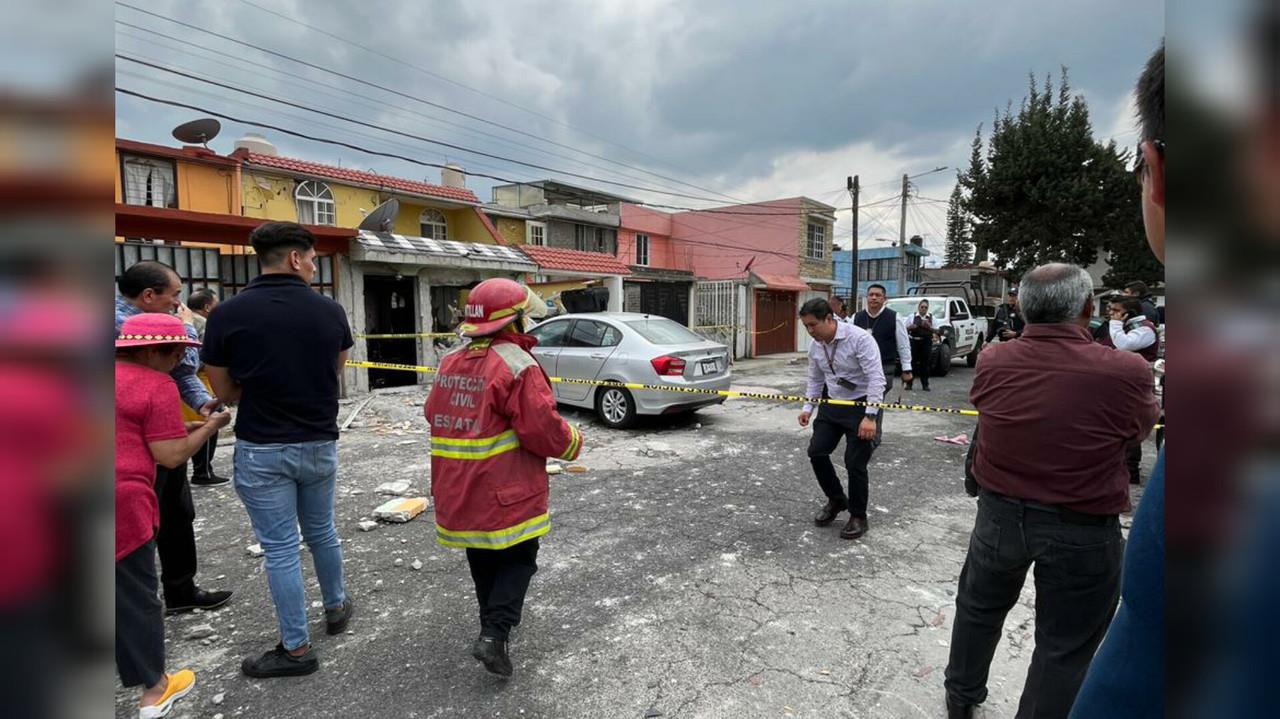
[693,280,739,357]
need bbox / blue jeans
[234,439,346,650]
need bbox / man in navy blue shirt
[203,222,355,679]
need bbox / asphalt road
[116,357,1152,719]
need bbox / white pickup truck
[885,294,987,376]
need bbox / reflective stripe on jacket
[424,332,583,550]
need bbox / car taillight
[650,355,686,376]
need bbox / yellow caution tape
[344,359,1163,428]
[345,360,974,415]
[356,333,461,340]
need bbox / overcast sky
[114,0,1164,261]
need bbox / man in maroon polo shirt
[943,262,1160,719]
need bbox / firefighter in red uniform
[424,278,583,677]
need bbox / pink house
[618,197,836,356]
[616,203,699,325]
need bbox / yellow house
[229,134,537,393]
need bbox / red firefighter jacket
[424,332,582,550]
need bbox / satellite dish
[358,198,399,232]
[172,118,222,146]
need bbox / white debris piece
[546,462,564,476]
[183,624,215,640]
[212,692,225,705]
[373,497,429,523]
[393,558,404,567]
[357,520,379,532]
[411,559,423,571]
[246,543,264,558]
[376,480,412,496]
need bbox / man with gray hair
[943,262,1160,718]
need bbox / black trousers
[909,338,932,387]
[945,492,1123,719]
[466,538,539,641]
[154,461,198,601]
[1126,443,1142,485]
[191,435,219,481]
[116,540,165,688]
[808,401,881,518]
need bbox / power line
[115,2,746,205]
[114,27,721,197]
[114,86,854,220]
[230,0,722,192]
[117,54,752,204]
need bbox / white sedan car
[526,312,732,428]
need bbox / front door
[753,290,796,355]
[554,319,621,402]
[363,275,418,389]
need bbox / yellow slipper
[139,669,196,719]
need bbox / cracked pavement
[115,356,1151,718]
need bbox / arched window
[420,208,448,240]
[295,180,336,225]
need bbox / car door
[949,300,974,352]
[555,319,622,402]
[526,319,572,397]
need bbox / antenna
[171,118,222,147]
[358,198,399,233]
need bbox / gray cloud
[115,0,1164,217]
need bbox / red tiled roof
[751,271,810,292]
[239,152,479,204]
[518,245,631,276]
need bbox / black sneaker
[325,598,354,635]
[242,644,319,678]
[191,473,230,486]
[165,587,233,615]
[471,636,512,677]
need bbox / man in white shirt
[798,298,886,540]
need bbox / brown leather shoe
[813,498,847,526]
[840,516,868,539]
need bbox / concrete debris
[212,692,225,705]
[546,463,564,476]
[373,579,384,592]
[183,624,215,640]
[373,496,429,523]
[376,480,412,496]
[411,559,423,571]
[644,709,662,718]
[357,520,379,532]
[246,543,264,558]
[566,465,588,474]
[393,558,405,567]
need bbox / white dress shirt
[803,321,887,416]
[1109,318,1156,352]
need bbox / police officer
[987,287,1025,343]
[424,278,583,677]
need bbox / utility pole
[847,175,859,305]
[898,173,909,295]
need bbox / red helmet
[458,278,531,337]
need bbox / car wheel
[966,336,983,367]
[933,342,953,377]
[595,386,637,429]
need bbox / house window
[295,180,336,225]
[526,221,546,246]
[574,224,588,251]
[594,227,607,253]
[420,208,448,240]
[805,223,826,260]
[121,154,177,208]
[636,233,650,266]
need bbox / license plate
[699,359,718,375]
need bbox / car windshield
[886,298,940,317]
[624,318,705,345]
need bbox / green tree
[967,69,1154,282]
[943,182,972,266]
